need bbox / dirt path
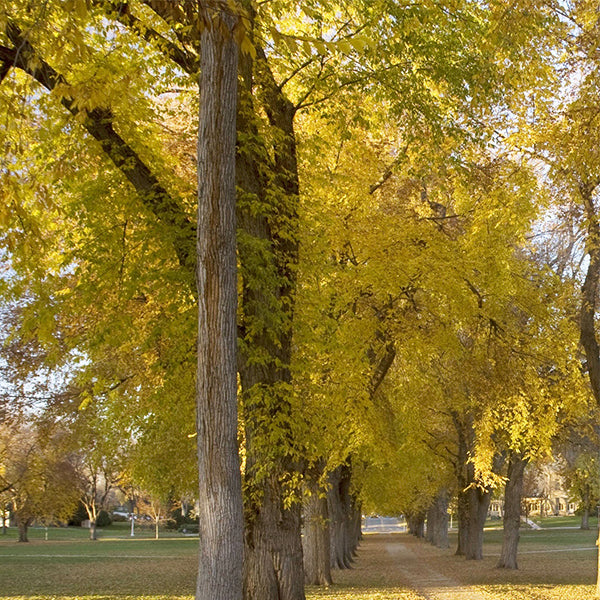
[338,533,490,600]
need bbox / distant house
[488,461,577,519]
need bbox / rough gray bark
[469,485,490,560]
[407,513,426,538]
[243,478,304,600]
[195,5,244,600]
[236,10,305,599]
[17,517,30,543]
[497,453,527,569]
[453,414,492,560]
[303,469,332,586]
[89,520,97,541]
[426,490,449,549]
[581,503,590,530]
[579,181,600,404]
[328,465,358,570]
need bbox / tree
[195,4,244,598]
[0,0,579,594]
[0,421,80,542]
[137,491,173,539]
[0,2,245,595]
[71,405,126,541]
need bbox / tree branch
[1,22,196,279]
[104,1,199,74]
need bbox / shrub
[96,510,113,528]
[68,502,88,527]
[170,507,199,529]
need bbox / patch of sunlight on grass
[0,597,194,600]
[307,586,425,599]
[479,584,598,600]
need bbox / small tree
[0,422,80,542]
[138,492,173,539]
[71,405,126,541]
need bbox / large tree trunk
[236,10,304,597]
[453,413,491,560]
[303,467,332,586]
[464,466,491,560]
[579,181,600,404]
[329,465,357,570]
[407,513,426,538]
[426,490,449,549]
[581,507,590,530]
[243,477,304,600]
[17,517,30,543]
[195,6,244,600]
[497,453,527,569]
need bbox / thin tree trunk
[195,5,244,600]
[340,465,358,564]
[348,499,362,556]
[454,413,470,557]
[497,453,527,569]
[90,520,97,541]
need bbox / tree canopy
[1,0,599,597]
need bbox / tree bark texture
[328,465,360,570]
[579,182,600,404]
[195,6,244,600]
[461,480,491,560]
[426,489,449,549]
[497,453,527,569]
[407,513,426,538]
[454,413,470,557]
[243,476,304,600]
[453,413,491,560]
[235,8,305,597]
[17,517,30,543]
[582,505,590,530]
[90,520,97,541]
[302,469,333,586]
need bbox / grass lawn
[1,523,600,599]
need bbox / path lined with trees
[2,1,600,599]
